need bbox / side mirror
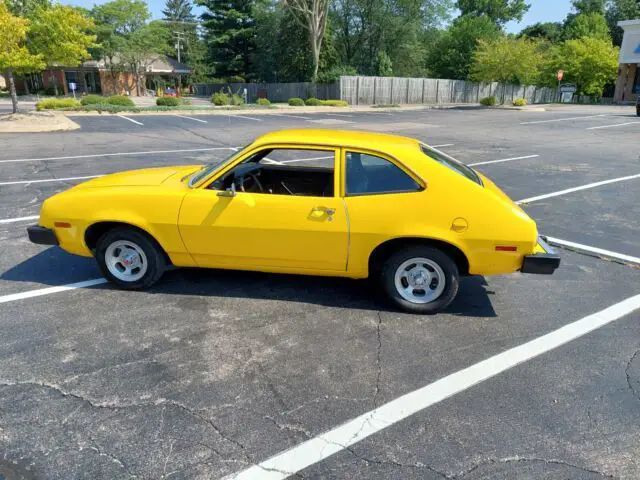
[216,181,236,198]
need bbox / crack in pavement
[374,312,383,408]
[0,379,249,460]
[85,433,138,479]
[453,456,614,479]
[625,349,640,401]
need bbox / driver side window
[211,148,336,197]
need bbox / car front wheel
[95,227,166,289]
[381,246,459,314]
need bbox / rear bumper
[27,226,59,246]
[521,236,560,275]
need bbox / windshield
[420,144,483,186]
[188,146,248,187]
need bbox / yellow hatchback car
[28,129,559,313]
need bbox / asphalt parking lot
[0,104,639,479]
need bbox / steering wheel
[237,172,264,193]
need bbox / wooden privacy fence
[192,82,340,103]
[339,76,561,105]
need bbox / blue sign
[635,42,640,54]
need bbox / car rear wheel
[95,227,166,289]
[381,246,459,314]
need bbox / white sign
[69,82,77,91]
[559,84,576,94]
[618,20,640,63]
[561,92,574,103]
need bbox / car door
[178,146,349,273]
[341,149,426,276]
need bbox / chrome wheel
[394,257,446,304]
[105,240,148,282]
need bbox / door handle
[312,207,335,216]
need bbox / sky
[62,0,574,34]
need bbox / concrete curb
[0,112,80,133]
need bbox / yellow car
[27,129,559,313]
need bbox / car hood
[73,165,201,189]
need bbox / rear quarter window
[420,144,483,186]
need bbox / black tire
[380,246,459,314]
[95,227,166,290]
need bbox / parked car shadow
[3,247,496,317]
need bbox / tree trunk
[310,29,320,82]
[50,73,59,96]
[6,70,19,114]
[24,75,30,95]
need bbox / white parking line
[323,113,354,118]
[232,115,263,122]
[269,113,312,120]
[225,293,640,480]
[545,236,640,265]
[117,114,144,126]
[0,278,108,305]
[174,114,208,123]
[520,114,609,125]
[516,173,640,204]
[586,121,640,130]
[0,175,102,186]
[0,215,39,225]
[0,147,236,164]
[469,154,539,167]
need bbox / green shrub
[156,96,181,106]
[0,91,9,98]
[231,93,244,106]
[316,65,358,83]
[305,97,321,106]
[211,91,230,105]
[512,97,527,107]
[321,99,348,107]
[256,98,270,106]
[35,98,81,110]
[227,75,246,83]
[106,95,135,106]
[480,96,496,106]
[288,97,304,106]
[80,94,106,105]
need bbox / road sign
[69,82,76,91]
[556,70,564,81]
[559,84,576,94]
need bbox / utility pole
[173,31,185,90]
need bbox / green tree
[282,0,330,81]
[375,51,393,76]
[120,20,171,95]
[29,4,97,95]
[162,0,195,22]
[456,0,530,25]
[5,0,49,17]
[91,0,150,87]
[543,36,618,95]
[0,0,45,112]
[198,0,257,80]
[519,22,565,43]
[565,12,611,40]
[428,15,502,79]
[606,0,640,46]
[571,0,605,14]
[470,36,544,85]
[330,0,453,76]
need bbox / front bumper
[27,226,59,246]
[521,236,560,275]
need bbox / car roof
[252,129,421,151]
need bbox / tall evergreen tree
[197,0,257,80]
[163,0,195,22]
